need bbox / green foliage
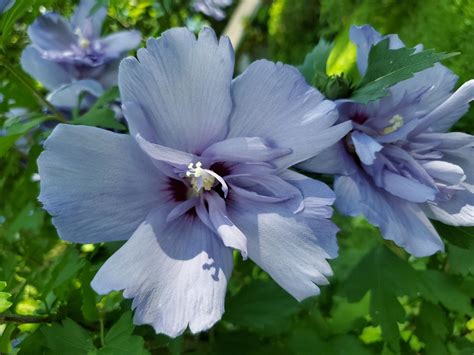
[0,0,473,354]
[350,38,457,103]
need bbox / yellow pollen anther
[383,114,404,135]
[186,162,216,193]
[75,28,90,49]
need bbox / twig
[0,58,67,123]
[0,313,54,324]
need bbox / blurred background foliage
[1,0,474,354]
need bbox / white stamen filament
[383,114,404,134]
[186,162,228,197]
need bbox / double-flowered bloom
[301,25,474,256]
[193,0,232,20]
[21,0,140,110]
[38,27,351,336]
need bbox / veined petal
[201,137,291,163]
[136,134,195,168]
[119,27,234,153]
[298,141,358,175]
[205,192,247,257]
[410,80,474,135]
[334,172,444,256]
[91,207,233,337]
[228,59,351,169]
[38,124,163,243]
[427,190,474,226]
[383,170,437,203]
[228,197,338,301]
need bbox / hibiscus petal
[119,27,234,153]
[71,0,107,38]
[228,59,351,169]
[28,13,77,51]
[205,192,248,257]
[100,30,142,58]
[298,141,358,175]
[38,124,163,243]
[91,207,233,337]
[21,46,73,91]
[351,131,383,165]
[201,137,291,163]
[334,172,444,256]
[383,170,437,203]
[427,190,474,226]
[47,80,104,109]
[228,197,338,301]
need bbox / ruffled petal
[91,207,233,337]
[298,141,358,175]
[119,27,234,153]
[351,131,383,165]
[334,172,444,256]
[228,196,338,301]
[38,124,163,243]
[228,59,351,169]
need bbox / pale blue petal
[228,196,338,301]
[91,206,233,337]
[71,0,107,38]
[21,46,73,90]
[427,190,474,226]
[100,30,141,58]
[205,192,247,257]
[228,59,351,169]
[38,124,163,243]
[28,13,76,51]
[410,80,474,135]
[298,141,358,175]
[334,172,444,256]
[279,169,335,219]
[351,131,383,165]
[47,80,104,109]
[119,27,234,153]
[202,137,290,163]
[382,170,437,203]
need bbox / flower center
[75,28,90,49]
[383,114,404,134]
[186,162,228,197]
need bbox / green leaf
[97,312,149,355]
[297,39,333,84]
[351,38,458,103]
[0,134,21,157]
[89,87,120,111]
[342,245,421,351]
[72,108,126,131]
[223,279,300,333]
[0,281,12,313]
[80,266,100,322]
[414,302,449,355]
[41,318,96,355]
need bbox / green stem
[0,313,54,324]
[99,313,105,347]
[0,59,67,123]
